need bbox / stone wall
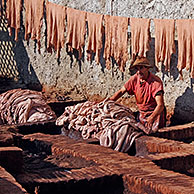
[0,0,194,124]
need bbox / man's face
[135,65,149,80]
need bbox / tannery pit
[1,101,194,194]
[1,0,194,193]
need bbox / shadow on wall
[147,38,194,125]
[65,23,107,75]
[146,38,179,81]
[170,85,194,125]
[0,14,42,92]
[65,23,125,79]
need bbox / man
[109,57,166,134]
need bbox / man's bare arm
[146,94,164,126]
[109,86,127,101]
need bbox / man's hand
[146,115,154,129]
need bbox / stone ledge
[123,166,194,194]
[18,133,194,193]
[0,166,27,194]
[154,122,194,140]
[0,133,14,146]
[0,147,23,173]
[147,152,194,174]
[135,135,192,156]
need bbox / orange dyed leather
[154,19,175,71]
[86,12,103,64]
[46,1,66,57]
[130,17,151,60]
[66,7,86,59]
[104,15,129,72]
[6,0,22,41]
[176,19,194,78]
[24,0,44,51]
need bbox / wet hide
[130,17,151,60]
[6,0,22,41]
[0,89,56,125]
[66,7,86,59]
[138,109,166,134]
[46,1,66,57]
[56,99,144,153]
[24,0,44,51]
[104,15,129,72]
[154,19,175,71]
[176,19,194,79]
[86,12,103,64]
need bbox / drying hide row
[3,0,194,77]
[56,99,157,153]
[0,88,56,125]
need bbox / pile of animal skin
[56,99,147,152]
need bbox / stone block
[0,166,27,194]
[0,147,23,173]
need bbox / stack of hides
[56,99,146,153]
[0,89,56,125]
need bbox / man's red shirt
[124,72,164,112]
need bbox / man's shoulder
[124,74,138,89]
[129,73,138,82]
